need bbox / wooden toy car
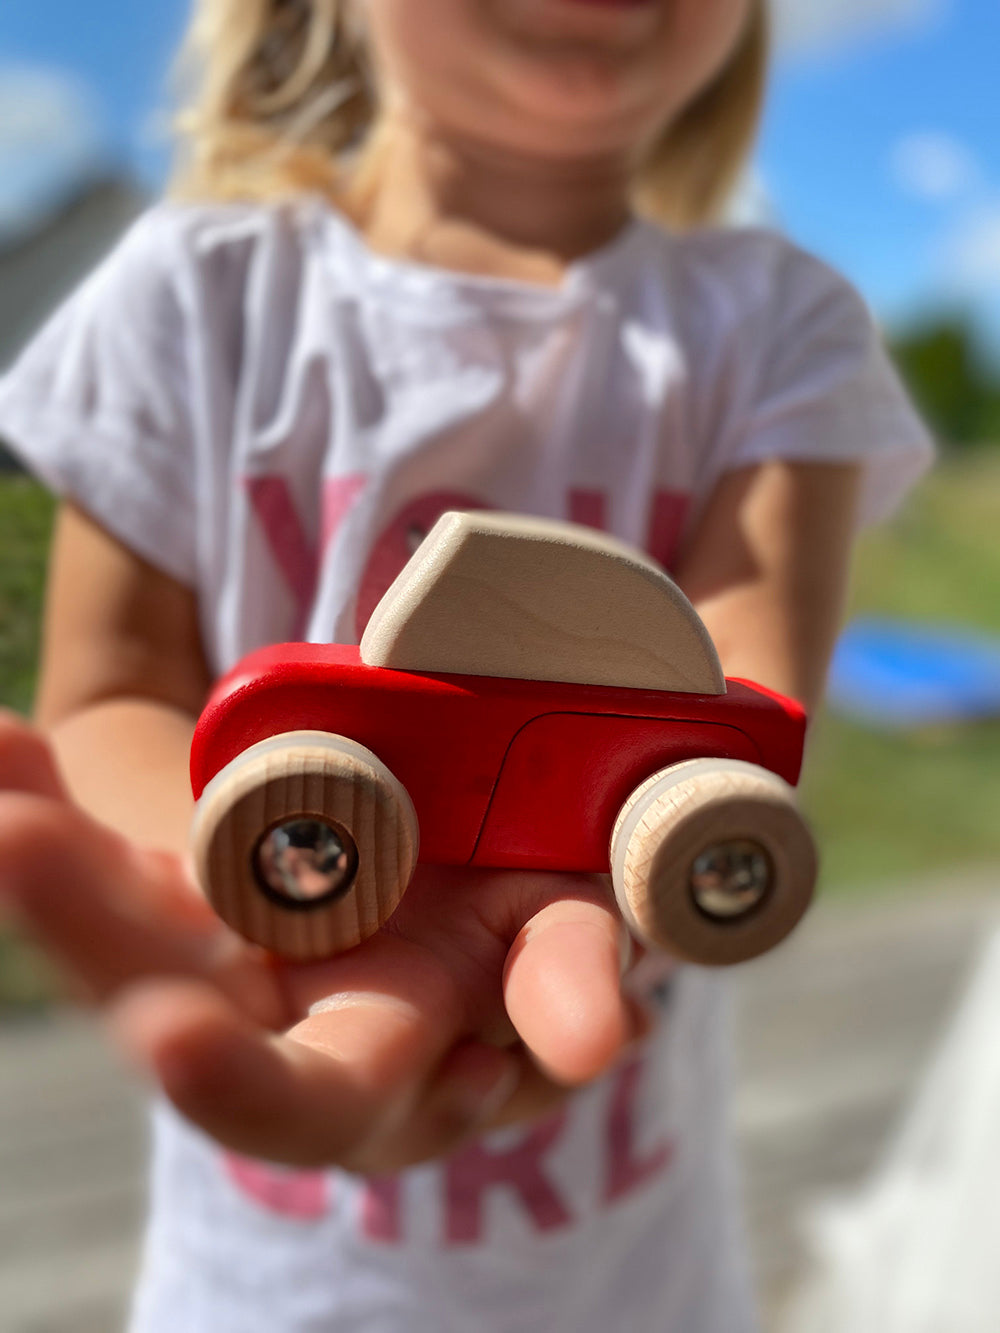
[190,512,816,965]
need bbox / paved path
[0,1012,146,1333]
[1,874,997,1331]
[733,874,1000,1324]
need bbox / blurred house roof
[0,176,146,469]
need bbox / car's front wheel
[610,758,816,966]
[192,731,419,960]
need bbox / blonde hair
[170,0,768,231]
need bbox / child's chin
[490,52,664,148]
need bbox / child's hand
[0,714,642,1172]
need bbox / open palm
[0,713,640,1171]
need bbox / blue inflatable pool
[828,618,1000,727]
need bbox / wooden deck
[1,873,996,1331]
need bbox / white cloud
[0,64,109,246]
[725,169,779,228]
[891,132,983,202]
[771,0,947,56]
[944,206,1000,291]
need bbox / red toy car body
[192,645,806,875]
[190,512,817,964]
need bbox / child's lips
[553,0,656,9]
[506,0,660,32]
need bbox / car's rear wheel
[192,731,419,960]
[610,758,816,966]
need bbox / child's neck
[342,114,637,288]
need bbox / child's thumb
[0,710,70,801]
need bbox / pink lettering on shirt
[223,1153,330,1221]
[355,490,490,638]
[568,489,609,532]
[647,489,691,572]
[244,472,366,637]
[568,487,692,571]
[244,476,318,637]
[361,1175,404,1243]
[322,473,368,552]
[443,1110,572,1244]
[248,479,691,639]
[603,1052,673,1204]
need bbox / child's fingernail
[447,1044,520,1124]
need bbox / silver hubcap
[253,819,358,907]
[690,840,772,920]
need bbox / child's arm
[674,459,862,713]
[34,503,210,856]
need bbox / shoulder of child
[93,195,333,341]
[101,195,334,294]
[653,222,874,344]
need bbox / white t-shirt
[0,199,932,1333]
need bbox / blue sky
[760,0,1000,350]
[1,0,998,359]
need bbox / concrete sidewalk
[1,874,997,1331]
[734,874,1000,1323]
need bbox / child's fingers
[503,891,636,1086]
[484,995,655,1132]
[351,1039,521,1172]
[109,979,322,1154]
[0,712,70,800]
[286,934,513,1166]
[112,969,518,1170]
[0,792,232,1001]
[483,1051,571,1128]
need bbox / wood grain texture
[611,758,816,965]
[191,731,418,960]
[360,511,725,694]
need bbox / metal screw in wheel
[610,758,817,966]
[191,731,419,960]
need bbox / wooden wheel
[610,758,816,966]
[191,731,419,960]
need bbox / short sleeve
[0,210,198,585]
[727,241,935,527]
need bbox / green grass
[802,451,1000,895]
[847,452,1000,632]
[0,476,57,1008]
[0,475,55,716]
[803,715,1000,894]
